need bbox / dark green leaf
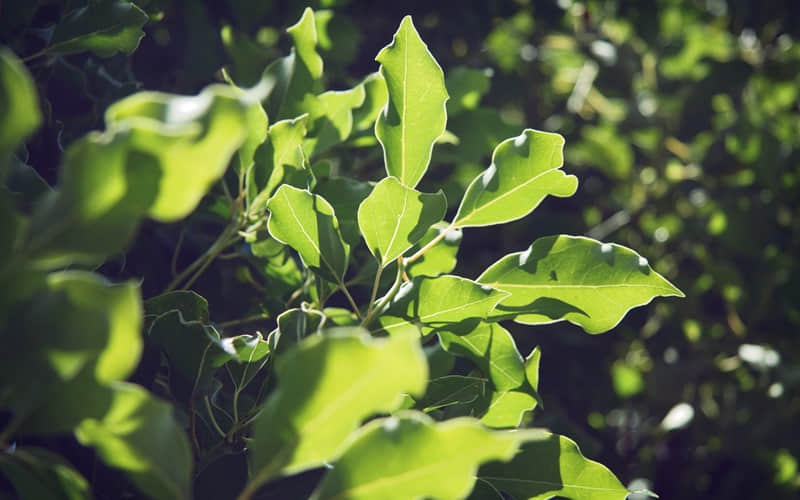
[48,1,149,57]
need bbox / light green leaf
[0,446,92,500]
[385,275,509,332]
[477,431,630,500]
[413,375,487,413]
[75,382,193,500]
[310,412,519,500]
[304,85,366,157]
[405,222,462,278]
[0,49,41,178]
[453,129,578,228]
[249,328,427,484]
[266,185,349,282]
[314,177,373,245]
[250,114,310,212]
[287,7,323,82]
[525,346,541,392]
[279,8,323,119]
[439,322,525,392]
[358,177,447,267]
[479,235,684,333]
[375,16,449,187]
[48,1,148,57]
[480,391,536,428]
[353,72,388,132]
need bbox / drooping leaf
[477,431,630,500]
[250,114,310,212]
[310,412,519,500]
[405,222,462,278]
[304,85,366,157]
[314,177,372,245]
[413,375,487,413]
[453,129,578,228]
[375,16,449,187]
[479,235,684,333]
[48,1,149,57]
[0,49,41,178]
[249,328,427,484]
[0,446,92,500]
[75,382,193,500]
[439,322,525,392]
[353,72,388,132]
[384,275,509,332]
[358,176,447,267]
[266,185,349,282]
[480,391,536,428]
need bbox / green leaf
[477,431,630,500]
[413,375,487,413]
[249,328,427,484]
[266,185,349,282]
[75,382,193,500]
[223,331,271,391]
[353,72,388,132]
[0,49,41,178]
[439,322,525,392]
[479,235,684,333]
[405,222,462,278]
[250,114,310,212]
[310,412,519,500]
[304,85,366,157]
[453,129,578,228]
[0,446,92,500]
[48,1,149,57]
[375,16,449,187]
[314,177,373,245]
[358,177,447,267]
[144,290,209,323]
[480,391,536,428]
[446,66,491,115]
[274,307,325,353]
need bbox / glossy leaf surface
[266,185,349,282]
[311,412,520,500]
[358,176,447,266]
[453,129,578,228]
[479,235,684,333]
[375,16,448,187]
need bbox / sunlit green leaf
[405,222,462,278]
[310,412,519,500]
[479,235,684,333]
[358,176,447,267]
[304,85,366,157]
[75,382,193,500]
[353,72,388,132]
[477,431,630,500]
[279,8,323,119]
[250,114,310,211]
[48,1,148,57]
[413,375,487,413]
[266,185,349,282]
[0,49,41,178]
[480,391,536,428]
[375,16,449,187]
[249,328,427,484]
[453,129,578,228]
[314,177,372,245]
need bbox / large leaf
[453,129,578,228]
[375,16,449,188]
[75,382,193,500]
[439,322,525,392]
[248,328,427,486]
[478,235,684,333]
[476,431,631,500]
[48,1,149,57]
[358,176,447,267]
[310,412,519,500]
[384,275,509,332]
[0,446,92,500]
[266,185,349,282]
[0,49,41,178]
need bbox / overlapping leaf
[453,129,578,228]
[405,222,462,278]
[48,1,148,57]
[250,114,310,211]
[358,176,447,267]
[375,16,449,187]
[0,49,41,178]
[479,235,684,333]
[304,85,366,157]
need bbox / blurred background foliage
[2,0,799,498]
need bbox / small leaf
[266,185,349,282]
[250,114,310,211]
[304,85,366,157]
[249,328,427,483]
[314,177,373,245]
[375,16,449,187]
[274,307,325,353]
[478,235,684,333]
[358,177,447,267]
[310,412,519,500]
[0,446,92,500]
[413,375,487,413]
[480,391,536,428]
[144,290,209,323]
[75,382,193,500]
[353,72,388,132]
[0,49,41,178]
[478,431,630,500]
[405,222,462,278]
[279,8,323,119]
[439,322,525,392]
[48,1,149,57]
[453,129,578,228]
